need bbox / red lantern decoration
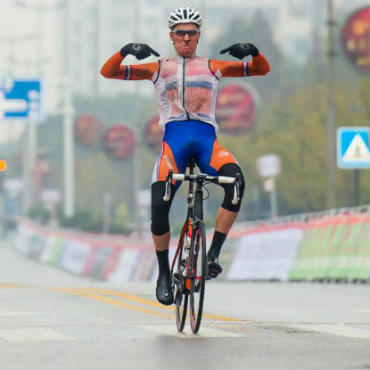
[74,115,104,147]
[341,7,370,73]
[144,115,163,152]
[102,125,135,160]
[216,84,257,135]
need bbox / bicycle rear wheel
[189,222,206,334]
[172,231,188,332]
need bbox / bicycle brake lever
[231,174,241,205]
[163,171,173,202]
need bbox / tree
[209,10,300,99]
[217,77,370,219]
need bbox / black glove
[220,43,259,59]
[120,43,160,60]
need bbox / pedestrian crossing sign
[337,127,370,169]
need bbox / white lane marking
[0,311,45,317]
[140,324,246,338]
[291,324,370,339]
[0,328,75,342]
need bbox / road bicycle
[163,158,241,334]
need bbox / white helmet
[168,7,202,29]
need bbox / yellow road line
[54,288,173,319]
[74,287,243,322]
[203,312,242,322]
[79,287,171,310]
[0,283,22,289]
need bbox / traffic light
[0,158,8,172]
[0,158,7,192]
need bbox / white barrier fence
[10,205,370,283]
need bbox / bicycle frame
[170,159,204,280]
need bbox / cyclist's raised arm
[211,43,270,78]
[247,52,270,76]
[100,43,160,80]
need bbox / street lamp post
[0,34,37,204]
[14,1,58,215]
[132,0,142,232]
[14,0,74,218]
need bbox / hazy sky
[0,0,367,109]
[0,0,367,74]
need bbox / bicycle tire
[172,229,189,332]
[175,290,188,332]
[189,222,206,334]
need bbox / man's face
[170,23,200,58]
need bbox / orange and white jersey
[154,56,220,130]
[100,52,270,131]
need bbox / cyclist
[101,6,270,305]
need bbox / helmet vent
[168,7,202,29]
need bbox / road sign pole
[270,177,278,219]
[325,0,337,209]
[257,154,281,220]
[22,126,34,215]
[28,123,37,209]
[22,1,43,215]
[354,169,359,206]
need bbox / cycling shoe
[156,273,174,305]
[207,255,223,279]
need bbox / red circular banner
[74,115,104,147]
[216,84,256,134]
[102,125,134,160]
[144,115,163,152]
[341,7,370,73]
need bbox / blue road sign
[337,127,370,169]
[0,77,44,122]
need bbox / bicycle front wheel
[172,230,188,332]
[189,222,206,334]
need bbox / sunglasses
[172,29,200,37]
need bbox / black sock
[208,231,227,259]
[156,249,170,276]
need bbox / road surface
[0,241,369,370]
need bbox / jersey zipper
[182,57,190,120]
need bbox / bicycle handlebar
[172,173,235,183]
[163,171,241,205]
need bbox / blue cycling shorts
[151,120,238,188]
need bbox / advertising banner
[40,236,58,263]
[289,214,370,280]
[83,246,112,279]
[228,227,303,281]
[107,249,141,282]
[13,212,370,284]
[58,239,91,275]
